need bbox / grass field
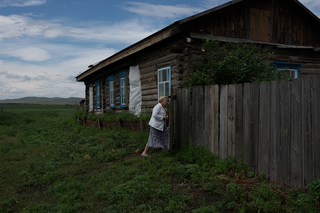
[0,104,319,213]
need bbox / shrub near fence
[173,76,320,189]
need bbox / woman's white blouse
[148,103,166,131]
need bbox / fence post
[98,118,101,131]
[169,88,176,155]
[140,119,144,131]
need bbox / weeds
[0,104,319,213]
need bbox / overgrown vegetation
[0,104,319,212]
[185,39,290,87]
[75,109,151,122]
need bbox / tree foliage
[185,40,288,87]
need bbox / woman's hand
[163,116,168,120]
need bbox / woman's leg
[141,144,149,156]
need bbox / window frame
[108,75,115,109]
[89,86,93,112]
[95,81,101,109]
[273,62,303,79]
[157,65,172,103]
[119,70,127,108]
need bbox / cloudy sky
[0,0,319,100]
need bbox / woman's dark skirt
[147,123,168,150]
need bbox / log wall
[84,38,190,114]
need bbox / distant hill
[0,97,84,104]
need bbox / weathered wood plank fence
[172,76,320,188]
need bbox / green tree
[185,39,288,87]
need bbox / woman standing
[141,96,168,157]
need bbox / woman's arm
[152,104,165,121]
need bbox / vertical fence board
[220,85,228,159]
[270,81,280,183]
[169,88,175,154]
[243,83,253,165]
[227,85,236,157]
[181,88,187,146]
[204,86,210,151]
[279,80,291,186]
[176,88,182,149]
[213,85,220,155]
[198,87,205,147]
[302,77,313,187]
[311,76,320,181]
[175,88,182,148]
[206,85,219,154]
[192,86,204,146]
[251,83,260,173]
[185,88,192,144]
[235,84,243,160]
[291,79,302,188]
[259,81,271,177]
[191,87,198,145]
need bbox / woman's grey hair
[159,96,168,103]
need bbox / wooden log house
[76,0,320,115]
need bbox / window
[157,66,171,102]
[108,75,115,108]
[95,81,101,109]
[89,87,93,112]
[274,62,303,79]
[119,70,127,108]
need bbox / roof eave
[76,23,179,82]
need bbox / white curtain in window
[129,65,142,116]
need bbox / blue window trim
[119,70,127,108]
[273,62,303,78]
[108,75,115,109]
[95,81,101,109]
[157,65,172,103]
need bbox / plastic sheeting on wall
[129,65,142,116]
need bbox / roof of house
[76,0,320,82]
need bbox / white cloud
[0,15,67,40]
[298,0,320,17]
[67,19,156,44]
[121,2,204,19]
[201,0,230,9]
[0,14,156,44]
[0,41,117,99]
[0,71,48,82]
[299,0,320,7]
[0,0,46,7]
[9,47,51,61]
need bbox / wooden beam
[77,24,178,81]
[190,32,319,50]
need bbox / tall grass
[0,104,319,212]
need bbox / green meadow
[0,103,319,213]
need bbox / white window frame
[157,66,171,103]
[109,81,114,107]
[108,75,115,109]
[89,87,93,112]
[96,81,101,109]
[274,62,303,79]
[119,70,127,108]
[276,68,298,79]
